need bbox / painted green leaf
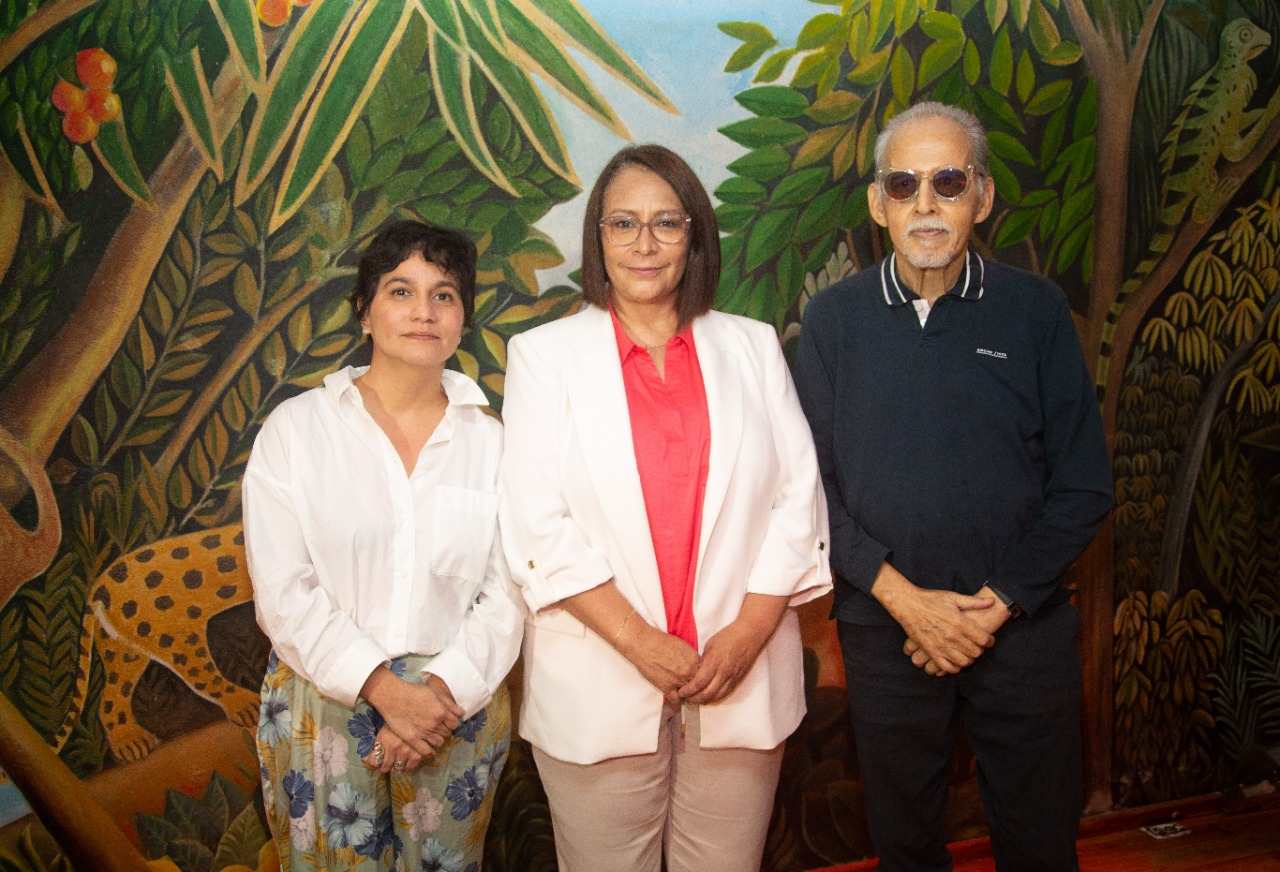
[963,40,981,85]
[807,89,861,124]
[719,117,807,149]
[237,0,361,204]
[208,0,265,88]
[889,44,916,106]
[427,17,517,199]
[495,1,622,134]
[419,0,464,44]
[273,1,417,230]
[848,45,891,85]
[988,152,1022,204]
[774,245,804,326]
[989,130,1035,166]
[1025,79,1072,116]
[919,10,963,41]
[1016,49,1036,103]
[795,126,843,169]
[796,13,844,51]
[918,40,963,89]
[92,119,154,207]
[870,0,896,46]
[1019,189,1057,208]
[990,26,1012,93]
[1056,220,1090,273]
[796,186,844,242]
[733,271,778,324]
[1073,80,1097,139]
[715,177,767,205]
[1010,0,1030,29]
[716,204,757,233]
[758,49,798,82]
[894,1,919,34]
[736,86,810,119]
[993,207,1038,248]
[1045,41,1083,65]
[725,39,771,74]
[719,21,776,44]
[460,7,573,183]
[793,49,835,91]
[974,85,1024,132]
[1055,187,1095,244]
[745,207,798,272]
[984,0,1008,30]
[770,166,829,207]
[517,0,672,110]
[727,145,790,182]
[1039,197,1060,238]
[1028,2,1061,57]
[163,47,221,177]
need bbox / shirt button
[818,541,826,551]
[527,559,536,569]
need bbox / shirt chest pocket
[431,485,499,582]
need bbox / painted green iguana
[1096,17,1280,397]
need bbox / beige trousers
[532,702,785,872]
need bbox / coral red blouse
[610,309,711,648]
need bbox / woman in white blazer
[499,145,831,872]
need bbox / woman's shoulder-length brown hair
[579,144,720,328]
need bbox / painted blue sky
[534,0,811,287]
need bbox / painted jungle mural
[1,1,1278,870]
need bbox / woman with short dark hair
[500,145,831,872]
[245,220,522,871]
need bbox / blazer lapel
[565,307,667,625]
[692,314,744,572]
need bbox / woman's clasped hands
[358,667,463,775]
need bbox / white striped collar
[880,249,985,306]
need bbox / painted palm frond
[218,0,673,229]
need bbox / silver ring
[372,740,384,765]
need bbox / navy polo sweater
[795,250,1113,625]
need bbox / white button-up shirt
[242,365,523,716]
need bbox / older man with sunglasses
[795,102,1113,871]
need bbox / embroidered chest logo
[976,347,1008,359]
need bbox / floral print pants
[256,652,510,872]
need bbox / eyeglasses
[877,165,975,202]
[599,213,692,246]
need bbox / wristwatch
[988,585,1023,618]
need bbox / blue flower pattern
[258,653,509,870]
[452,709,486,742]
[322,782,377,849]
[347,707,386,758]
[420,838,465,872]
[282,769,314,819]
[444,768,484,821]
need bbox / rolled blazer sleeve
[499,331,615,612]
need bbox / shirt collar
[880,249,985,307]
[322,365,490,408]
[609,306,693,363]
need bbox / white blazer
[499,304,831,764]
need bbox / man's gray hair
[873,102,990,181]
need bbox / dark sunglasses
[877,165,975,202]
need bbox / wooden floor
[815,790,1280,871]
